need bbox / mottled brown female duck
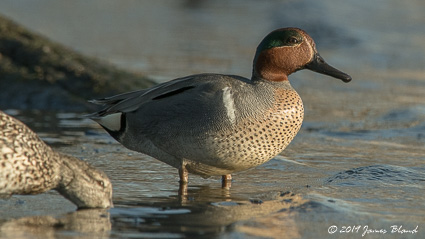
[0,111,113,209]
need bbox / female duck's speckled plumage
[0,111,113,209]
[89,27,351,184]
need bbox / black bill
[305,53,352,83]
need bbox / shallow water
[1,0,425,238]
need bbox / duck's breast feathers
[0,111,60,195]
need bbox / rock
[0,15,154,111]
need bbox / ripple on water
[325,164,425,187]
[320,164,425,222]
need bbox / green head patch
[255,29,304,57]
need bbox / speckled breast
[206,88,304,172]
[0,112,58,195]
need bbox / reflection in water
[234,209,300,239]
[0,209,111,239]
[110,189,308,238]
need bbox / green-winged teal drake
[89,27,351,186]
[0,111,113,209]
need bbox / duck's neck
[56,153,77,187]
[55,154,82,202]
[252,67,289,82]
[252,51,290,82]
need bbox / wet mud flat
[0,110,423,238]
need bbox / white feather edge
[95,113,122,131]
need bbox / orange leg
[221,174,232,189]
[178,167,189,196]
[179,166,189,184]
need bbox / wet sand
[0,0,424,238]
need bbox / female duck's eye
[287,37,299,44]
[97,180,105,188]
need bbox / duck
[0,111,113,209]
[88,27,351,186]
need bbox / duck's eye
[287,37,299,44]
[97,180,105,188]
